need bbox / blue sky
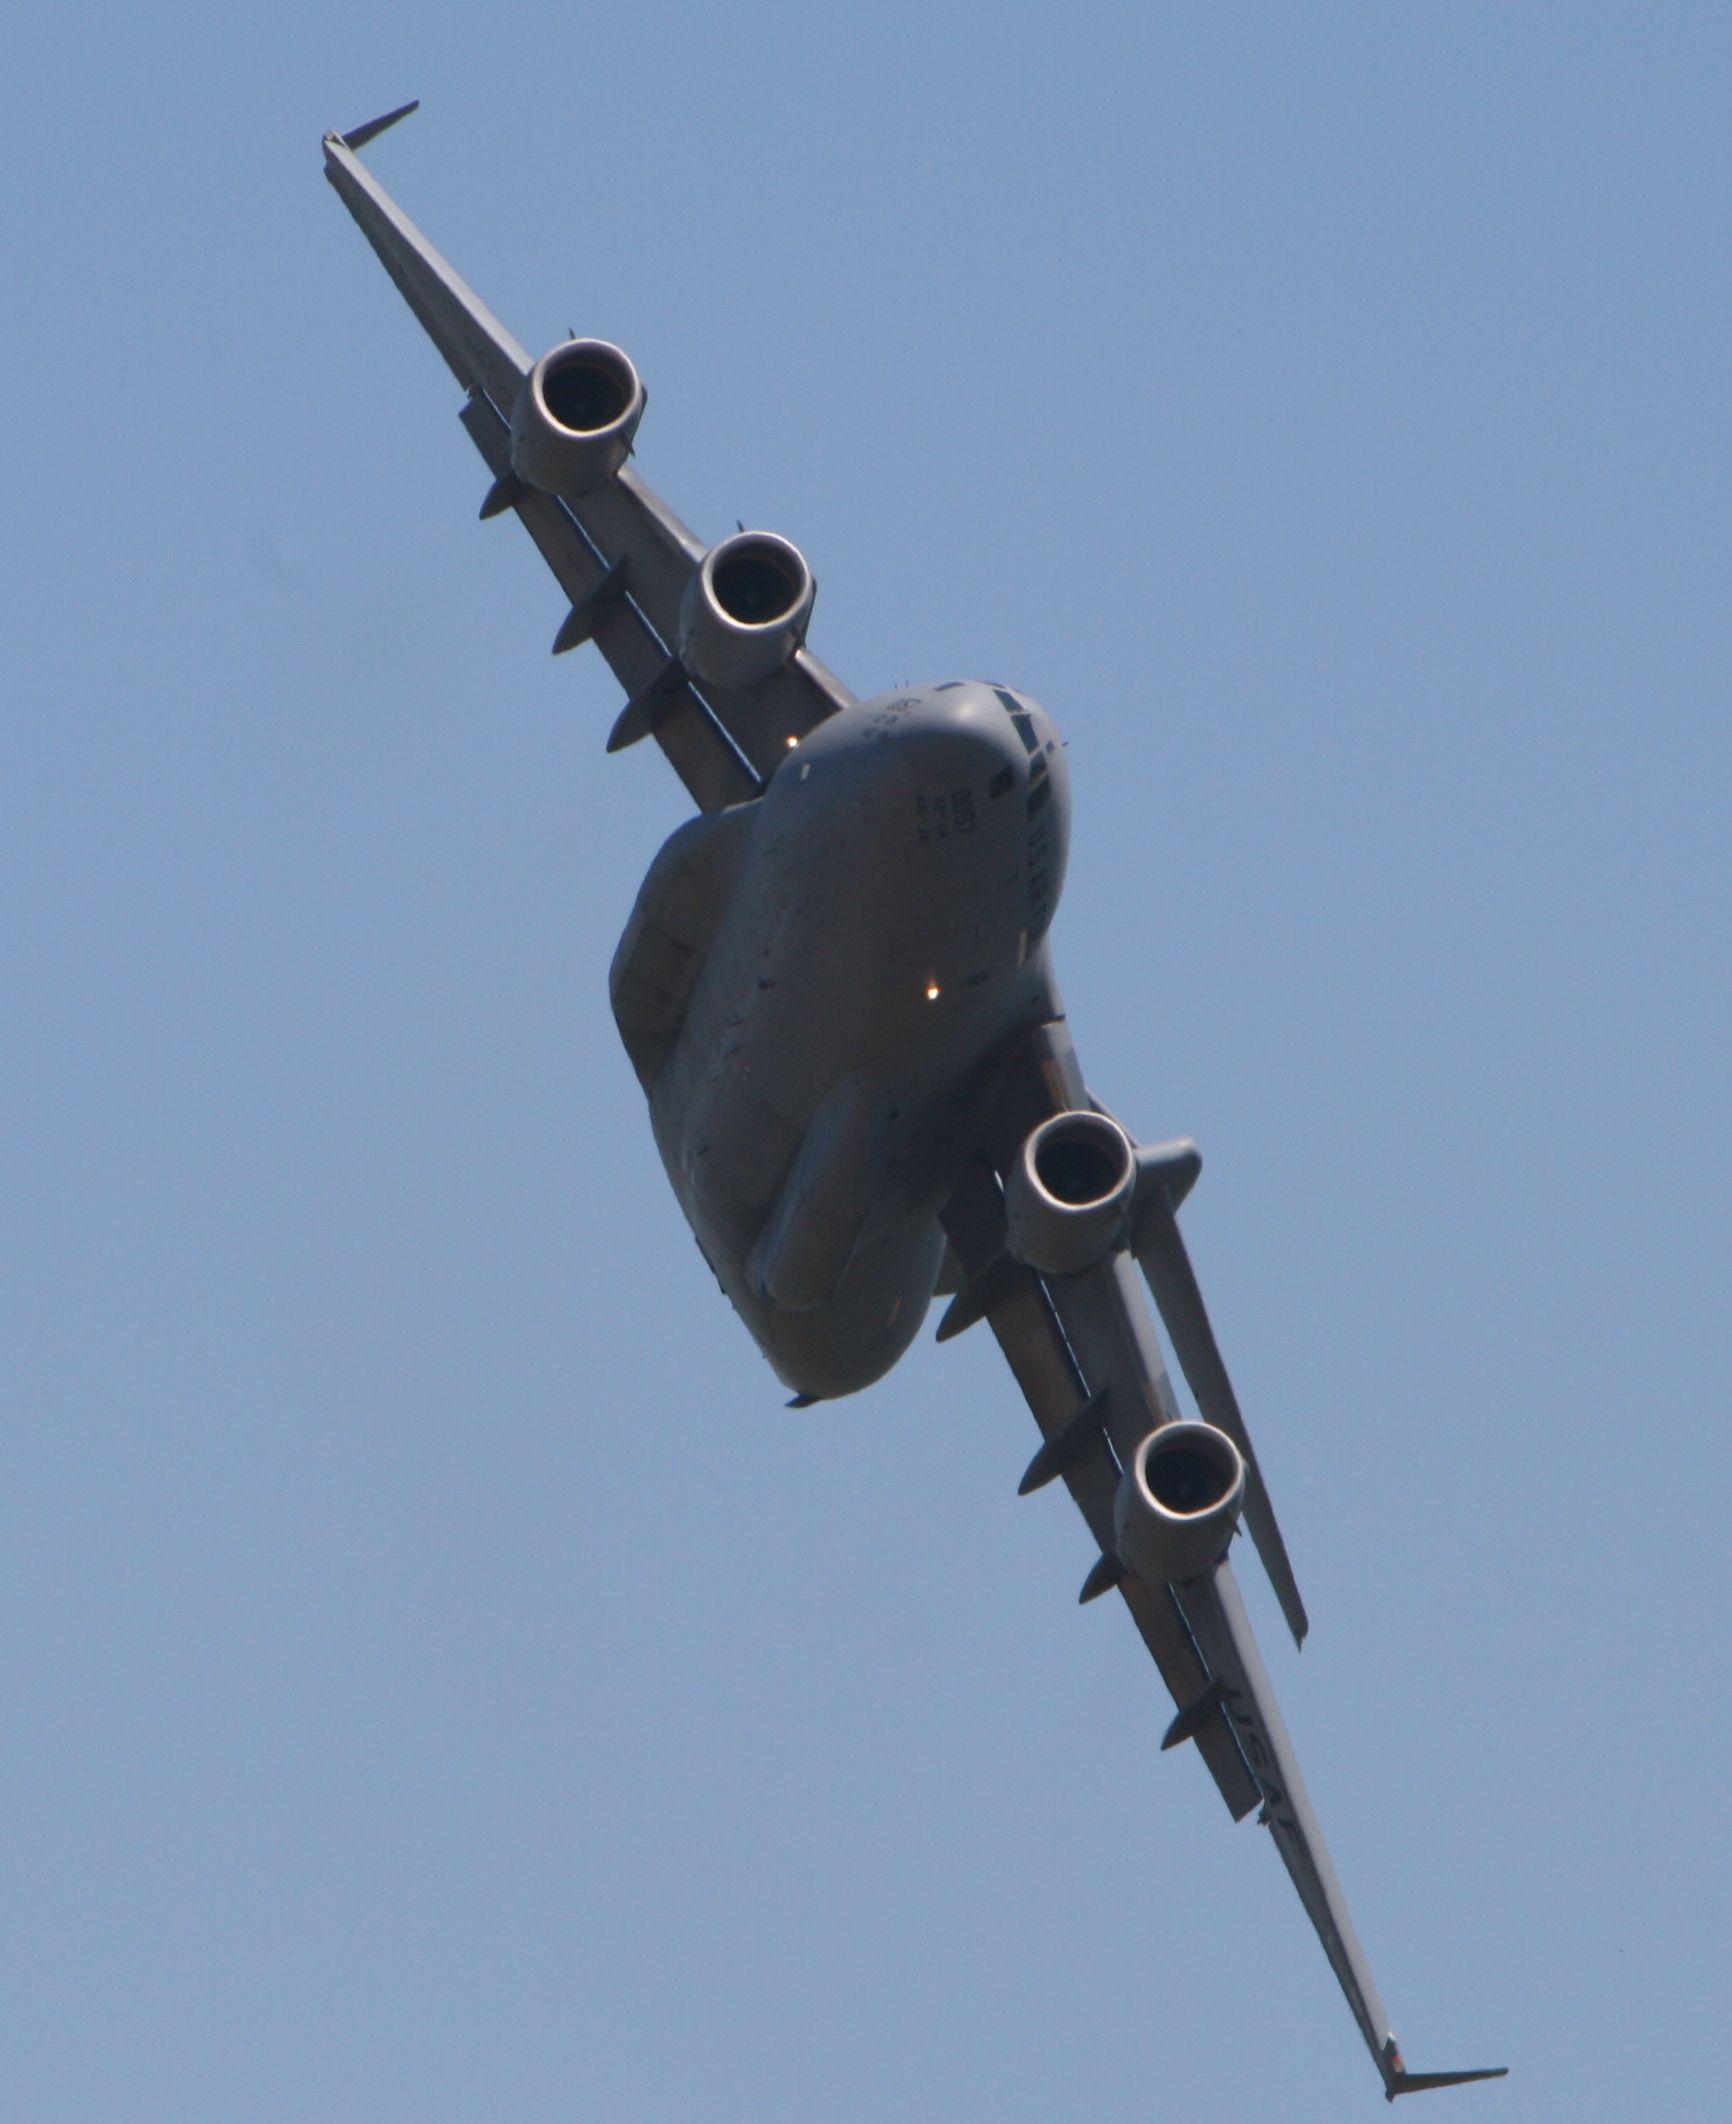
[4,5,1729,2118]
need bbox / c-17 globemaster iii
[324,103,1506,2103]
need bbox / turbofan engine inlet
[1113,1421,1246,1586]
[677,530,816,690]
[1003,1110,1136,1276]
[509,338,646,496]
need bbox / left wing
[322,107,853,811]
[940,1016,1506,2102]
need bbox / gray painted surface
[326,116,1504,2102]
[627,682,1066,1398]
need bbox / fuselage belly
[614,680,1071,1397]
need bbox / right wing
[1180,1556,1508,2101]
[942,1155,1263,1821]
[940,1014,1507,2101]
[323,107,854,811]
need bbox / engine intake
[1003,1110,1136,1276]
[1113,1421,1245,1586]
[677,531,815,691]
[510,338,645,496]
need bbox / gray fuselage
[610,680,1072,1397]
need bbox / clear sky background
[4,5,1728,2119]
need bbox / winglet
[335,101,420,154]
[1381,2041,1508,2101]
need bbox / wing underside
[323,111,853,810]
[943,1156,1261,1820]
[327,108,1501,2100]
[941,1015,1506,2101]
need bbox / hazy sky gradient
[5,6,1729,2118]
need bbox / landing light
[785,734,799,748]
[925,980,942,1001]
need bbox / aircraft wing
[322,107,853,812]
[941,1154,1263,1822]
[940,1016,1506,2101]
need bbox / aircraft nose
[876,681,1035,782]
[786,683,1068,881]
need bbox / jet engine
[1002,1110,1136,1276]
[677,531,815,690]
[1113,1421,1246,1586]
[509,338,645,495]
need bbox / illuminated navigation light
[925,980,942,1001]
[785,734,799,748]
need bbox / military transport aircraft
[324,105,1505,2103]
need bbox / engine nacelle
[677,531,815,691]
[509,338,645,496]
[1113,1421,1245,1586]
[1003,1110,1136,1276]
